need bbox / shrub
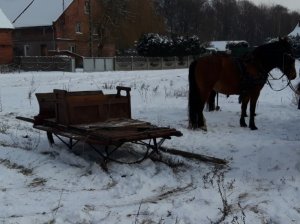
[136,33,205,57]
[136,33,173,57]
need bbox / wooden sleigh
[17,86,227,167]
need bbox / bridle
[266,52,298,92]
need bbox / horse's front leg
[240,96,249,127]
[248,91,260,130]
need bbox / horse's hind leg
[240,96,249,127]
[207,90,217,111]
[197,101,207,131]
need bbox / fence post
[113,57,116,71]
[147,57,149,70]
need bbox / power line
[12,0,35,24]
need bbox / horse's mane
[253,38,292,58]
[249,38,293,72]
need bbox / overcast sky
[250,0,300,12]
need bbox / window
[75,23,82,33]
[41,27,46,35]
[84,1,90,14]
[24,45,29,56]
[70,45,76,53]
[40,44,47,56]
[92,25,98,35]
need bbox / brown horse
[188,38,297,130]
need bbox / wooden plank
[16,116,34,123]
[160,147,228,165]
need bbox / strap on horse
[234,56,268,103]
[234,57,248,103]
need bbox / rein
[267,71,285,80]
[266,51,297,92]
[288,81,300,95]
[267,72,299,93]
[266,76,290,92]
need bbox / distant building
[288,21,300,37]
[287,21,300,59]
[0,0,165,61]
[0,0,111,58]
[0,8,14,64]
[207,40,249,57]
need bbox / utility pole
[88,0,93,57]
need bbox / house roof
[0,0,73,28]
[209,41,228,51]
[288,22,300,37]
[209,40,248,51]
[0,8,14,29]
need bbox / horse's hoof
[250,126,258,130]
[240,120,247,127]
[188,124,207,131]
[200,126,207,132]
[188,124,199,130]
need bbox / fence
[83,56,195,72]
[0,64,20,73]
[83,57,114,72]
[17,56,75,72]
[11,56,195,73]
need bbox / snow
[289,22,300,37]
[0,64,299,223]
[209,41,248,51]
[0,8,13,29]
[0,0,73,28]
[209,41,228,51]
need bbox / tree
[117,0,166,52]
[95,0,130,55]
[153,0,300,45]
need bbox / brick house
[53,0,106,57]
[0,8,14,64]
[0,0,111,58]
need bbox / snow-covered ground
[0,64,299,224]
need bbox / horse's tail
[188,60,199,128]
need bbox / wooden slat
[31,118,182,145]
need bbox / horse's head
[275,37,297,80]
[255,37,297,80]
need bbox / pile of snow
[0,65,299,223]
